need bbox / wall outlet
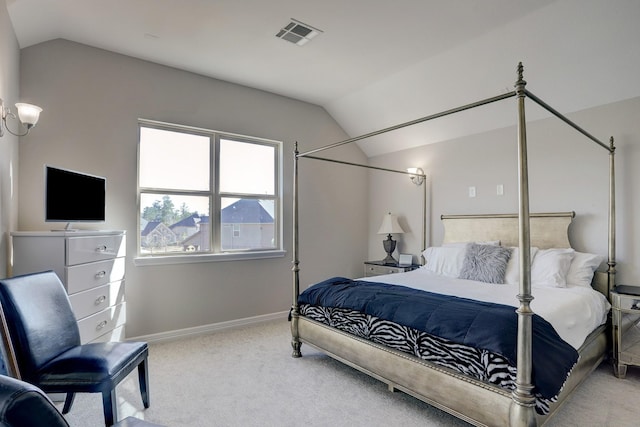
[497,184,504,196]
[468,186,476,198]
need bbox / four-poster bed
[290,63,616,426]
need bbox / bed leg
[614,362,627,379]
[509,396,537,427]
[291,313,302,358]
[291,339,302,358]
[387,383,397,393]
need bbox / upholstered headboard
[441,212,574,249]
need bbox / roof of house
[141,221,163,237]
[170,214,201,229]
[221,199,273,224]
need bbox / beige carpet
[60,319,640,427]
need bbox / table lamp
[377,212,405,264]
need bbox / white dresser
[11,230,126,343]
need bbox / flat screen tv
[45,165,106,229]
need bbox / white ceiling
[7,0,640,156]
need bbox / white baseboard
[127,310,289,344]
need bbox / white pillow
[531,248,575,287]
[504,247,538,285]
[422,245,468,278]
[443,240,500,247]
[566,252,605,287]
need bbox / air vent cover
[276,19,322,46]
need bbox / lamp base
[382,234,397,265]
[381,253,397,265]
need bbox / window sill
[133,250,287,267]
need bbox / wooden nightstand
[611,285,640,378]
[363,260,420,277]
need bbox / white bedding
[361,268,611,350]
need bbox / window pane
[140,193,210,254]
[220,198,275,251]
[219,139,275,195]
[140,127,210,191]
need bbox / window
[137,120,282,262]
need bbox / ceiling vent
[276,19,322,46]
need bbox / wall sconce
[407,167,425,185]
[377,212,405,264]
[0,98,43,137]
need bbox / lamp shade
[15,103,42,127]
[407,167,425,185]
[377,213,405,234]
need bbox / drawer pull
[95,270,107,279]
[95,245,108,252]
[96,320,108,330]
[95,295,107,305]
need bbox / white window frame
[135,119,285,266]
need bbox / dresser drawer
[365,264,401,276]
[92,325,126,343]
[66,234,126,266]
[65,257,125,294]
[77,302,126,343]
[363,261,419,277]
[68,281,124,320]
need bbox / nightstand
[364,260,420,277]
[611,285,640,378]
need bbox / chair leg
[102,389,117,427]
[138,357,150,408]
[62,392,75,414]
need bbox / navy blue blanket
[298,277,578,400]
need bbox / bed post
[422,176,428,262]
[608,137,616,293]
[291,142,302,357]
[509,62,537,427]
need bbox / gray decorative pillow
[458,243,512,284]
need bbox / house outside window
[137,120,282,262]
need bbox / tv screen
[45,165,106,223]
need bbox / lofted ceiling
[7,0,640,156]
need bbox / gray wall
[0,2,20,276]
[17,39,369,338]
[368,97,640,285]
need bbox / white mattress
[361,268,611,350]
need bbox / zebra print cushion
[300,304,554,415]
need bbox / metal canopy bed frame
[290,63,616,426]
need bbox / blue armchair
[0,271,150,426]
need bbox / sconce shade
[377,213,405,234]
[0,99,42,137]
[407,167,425,185]
[15,103,42,128]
